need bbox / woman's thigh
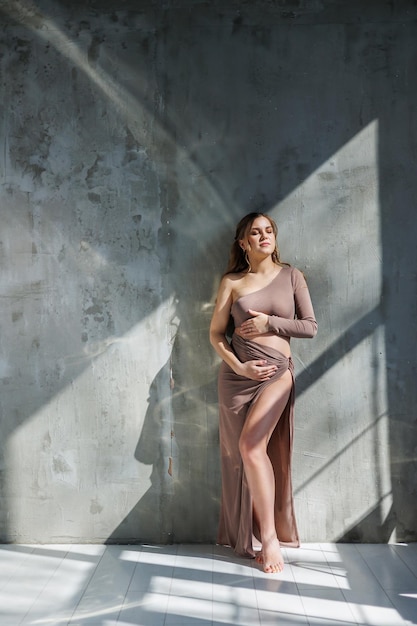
[240,369,293,448]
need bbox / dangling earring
[244,250,251,272]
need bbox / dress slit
[217,334,300,557]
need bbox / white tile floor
[0,543,416,626]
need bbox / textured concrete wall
[1,0,416,543]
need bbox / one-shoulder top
[231,266,317,339]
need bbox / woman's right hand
[237,359,277,381]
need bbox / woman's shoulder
[279,263,297,277]
[281,264,303,274]
[221,271,247,285]
[284,265,309,288]
[217,272,246,297]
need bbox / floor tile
[288,547,340,590]
[255,585,305,614]
[165,594,215,624]
[383,590,417,626]
[118,590,168,625]
[308,617,357,626]
[298,587,357,623]
[258,608,309,625]
[392,543,417,578]
[344,592,407,626]
[356,544,417,592]
[329,543,383,593]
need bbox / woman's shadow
[106,268,222,546]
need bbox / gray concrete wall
[0,0,416,543]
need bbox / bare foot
[259,536,284,574]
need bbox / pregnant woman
[210,212,317,573]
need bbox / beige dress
[217,266,317,557]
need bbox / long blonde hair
[224,212,288,275]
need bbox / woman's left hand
[236,309,269,337]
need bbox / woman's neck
[248,257,277,275]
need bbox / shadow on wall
[106,351,220,545]
[0,1,416,544]
[105,357,176,545]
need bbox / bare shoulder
[219,272,246,291]
[215,273,246,308]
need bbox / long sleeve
[268,268,318,339]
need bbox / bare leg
[239,370,292,573]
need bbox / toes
[263,563,277,574]
[263,561,284,574]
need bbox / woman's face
[241,216,276,255]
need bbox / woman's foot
[257,536,284,573]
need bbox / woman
[210,213,317,574]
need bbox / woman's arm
[267,268,317,338]
[209,276,244,374]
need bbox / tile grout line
[295,545,351,626]
[66,545,109,624]
[116,545,144,624]
[391,543,417,583]
[161,542,180,626]
[289,553,310,626]
[19,546,73,626]
[0,545,36,593]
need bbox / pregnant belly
[248,332,291,358]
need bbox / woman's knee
[239,432,264,464]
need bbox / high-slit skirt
[217,333,300,557]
